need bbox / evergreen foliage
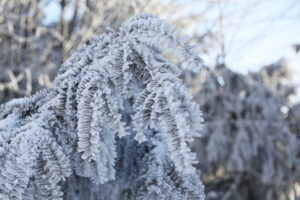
[0,14,205,200]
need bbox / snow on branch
[0,14,204,199]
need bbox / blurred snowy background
[42,0,300,71]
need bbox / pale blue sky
[179,0,300,72]
[174,0,300,95]
[219,0,300,73]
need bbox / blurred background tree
[189,65,300,200]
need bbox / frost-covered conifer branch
[0,14,204,199]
